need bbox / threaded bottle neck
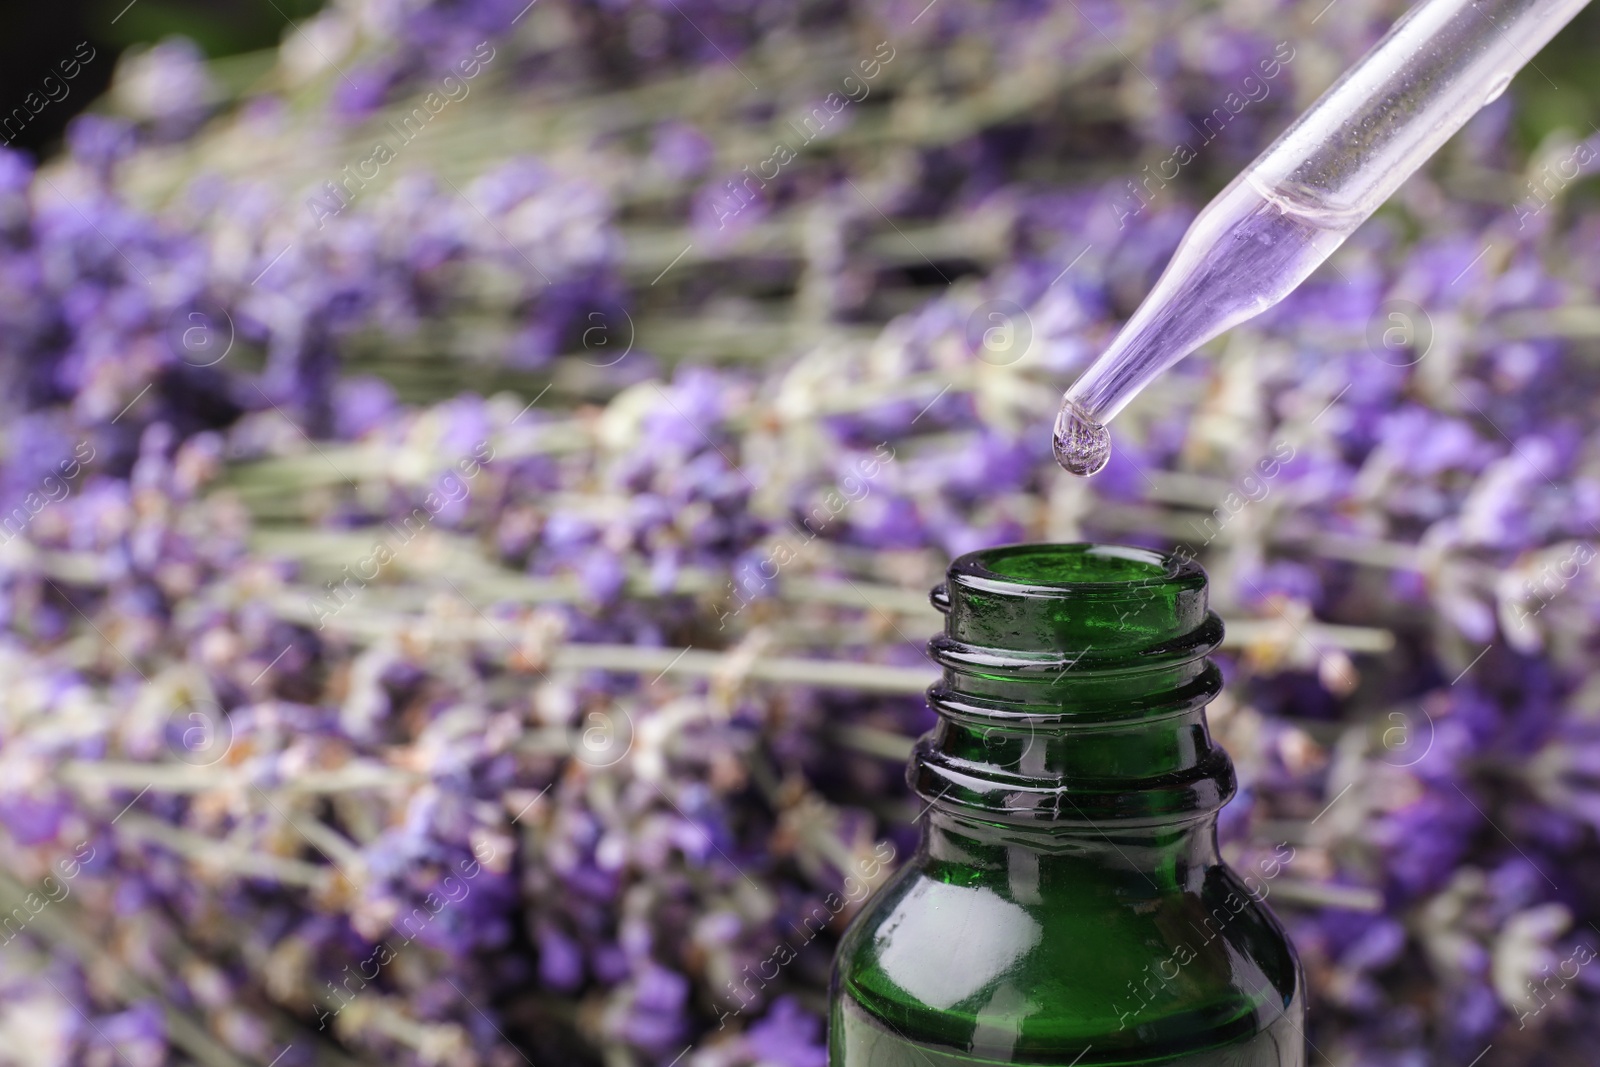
[912,543,1234,827]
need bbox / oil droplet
[1052,398,1111,476]
[1483,72,1512,107]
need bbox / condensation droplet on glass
[1482,72,1512,106]
[1052,398,1111,476]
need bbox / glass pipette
[1054,0,1593,475]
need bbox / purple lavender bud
[744,997,827,1067]
[0,793,65,846]
[651,121,715,182]
[65,115,138,180]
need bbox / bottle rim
[952,542,1203,598]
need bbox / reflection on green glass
[830,544,1304,1066]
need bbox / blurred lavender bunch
[1,0,1600,1065]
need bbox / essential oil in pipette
[1050,183,1352,478]
[1052,398,1111,476]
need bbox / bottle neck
[912,544,1235,829]
[920,808,1222,896]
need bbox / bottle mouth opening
[954,543,1200,595]
[934,541,1214,661]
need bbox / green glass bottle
[830,543,1304,1066]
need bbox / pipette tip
[1052,397,1110,477]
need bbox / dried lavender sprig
[0,864,359,1067]
[59,761,423,795]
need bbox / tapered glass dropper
[1054,0,1592,476]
